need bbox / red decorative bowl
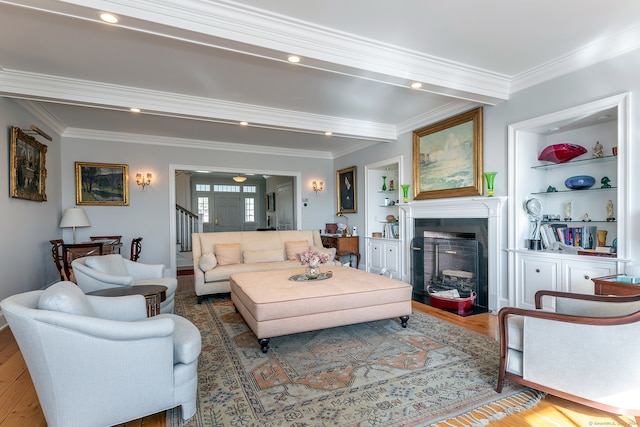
[538,143,587,163]
[427,287,476,315]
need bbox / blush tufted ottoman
[230,266,412,352]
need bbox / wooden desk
[321,235,360,268]
[85,239,123,254]
[592,275,640,296]
[87,285,168,317]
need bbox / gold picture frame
[336,166,357,213]
[9,126,47,202]
[75,162,129,206]
[412,107,483,200]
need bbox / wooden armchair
[497,289,640,420]
[62,242,104,283]
[49,239,66,281]
[90,235,122,254]
[130,237,143,262]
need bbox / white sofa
[192,230,337,301]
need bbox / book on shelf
[578,248,617,258]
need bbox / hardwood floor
[0,285,636,426]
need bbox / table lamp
[59,207,91,243]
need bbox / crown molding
[396,100,480,136]
[0,68,396,141]
[14,99,67,136]
[511,24,640,93]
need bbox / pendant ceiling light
[233,175,247,183]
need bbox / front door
[213,193,241,232]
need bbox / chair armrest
[535,290,640,308]
[72,261,135,286]
[122,258,164,280]
[87,294,148,321]
[34,311,175,341]
[535,290,640,316]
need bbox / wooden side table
[321,235,360,268]
[592,275,640,296]
[87,285,167,317]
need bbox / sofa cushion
[38,281,97,317]
[215,243,242,265]
[243,249,284,264]
[85,254,129,276]
[285,241,310,260]
[199,252,217,271]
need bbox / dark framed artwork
[266,192,275,212]
[412,107,483,200]
[75,162,129,206]
[336,166,357,213]
[9,126,47,202]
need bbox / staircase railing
[176,204,201,252]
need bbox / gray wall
[1,47,640,324]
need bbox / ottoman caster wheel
[400,315,409,328]
[258,338,270,353]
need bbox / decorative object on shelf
[592,141,604,158]
[336,166,357,213]
[524,198,543,249]
[381,176,387,191]
[75,162,129,206]
[389,180,395,191]
[600,176,611,188]
[546,185,557,192]
[412,107,483,200]
[597,230,608,247]
[401,184,410,203]
[564,175,595,190]
[352,226,358,236]
[582,213,591,222]
[372,232,383,238]
[9,126,48,202]
[295,249,332,280]
[606,199,615,221]
[612,146,618,156]
[483,171,497,197]
[386,214,396,223]
[384,197,390,206]
[564,200,572,221]
[538,143,587,163]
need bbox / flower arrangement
[296,250,332,267]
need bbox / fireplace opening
[411,218,488,314]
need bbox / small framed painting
[9,127,47,202]
[266,192,276,212]
[412,107,483,200]
[336,166,357,213]
[75,162,129,206]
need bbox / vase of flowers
[296,249,332,279]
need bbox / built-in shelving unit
[506,93,630,309]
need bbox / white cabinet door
[383,241,400,278]
[518,254,561,310]
[368,241,383,273]
[564,259,616,294]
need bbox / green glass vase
[484,172,497,197]
[401,184,410,203]
[381,176,387,191]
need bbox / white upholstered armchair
[72,254,177,313]
[0,281,201,427]
[497,289,640,419]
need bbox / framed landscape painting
[9,126,47,202]
[412,107,483,200]
[75,162,129,206]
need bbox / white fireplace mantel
[398,196,508,312]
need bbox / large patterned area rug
[168,293,543,427]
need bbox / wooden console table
[592,275,640,296]
[321,235,360,268]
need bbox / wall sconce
[312,181,323,194]
[136,172,152,190]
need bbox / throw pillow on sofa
[215,243,242,265]
[199,252,217,271]
[38,281,97,317]
[243,249,285,264]
[285,241,310,260]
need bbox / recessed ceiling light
[240,121,249,126]
[287,55,301,63]
[99,12,119,24]
[411,82,423,89]
[324,131,333,136]
[130,107,140,113]
[597,115,610,120]
[549,127,560,132]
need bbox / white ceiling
[1,0,639,157]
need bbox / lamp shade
[59,208,91,228]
